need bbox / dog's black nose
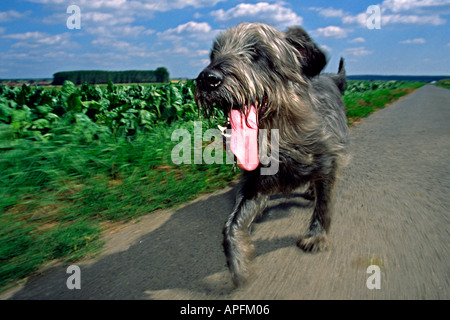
[197,69,223,91]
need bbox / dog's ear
[285,26,327,77]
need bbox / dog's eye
[248,48,260,62]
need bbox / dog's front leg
[223,188,268,287]
[297,175,335,252]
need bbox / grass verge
[344,81,424,125]
[434,78,450,90]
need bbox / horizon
[1,73,450,82]
[1,1,450,79]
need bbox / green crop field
[0,79,424,291]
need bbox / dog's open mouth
[218,104,259,171]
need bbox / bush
[52,68,170,85]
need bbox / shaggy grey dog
[195,23,349,287]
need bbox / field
[343,80,424,124]
[0,79,424,291]
[435,78,450,89]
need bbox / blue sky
[1,0,450,79]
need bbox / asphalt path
[4,85,449,300]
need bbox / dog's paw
[297,234,330,253]
[230,266,252,287]
[223,230,255,287]
[227,250,254,287]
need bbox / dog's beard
[196,78,266,171]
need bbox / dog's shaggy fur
[195,23,349,287]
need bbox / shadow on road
[10,186,312,299]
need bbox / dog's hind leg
[297,168,337,253]
[223,185,268,287]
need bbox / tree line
[52,67,169,85]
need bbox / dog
[195,23,349,287]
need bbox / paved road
[5,85,450,300]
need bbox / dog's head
[195,23,327,118]
[195,23,327,171]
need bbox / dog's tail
[338,57,345,76]
[334,57,346,94]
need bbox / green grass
[0,118,237,291]
[343,81,424,125]
[434,78,450,89]
[0,80,424,292]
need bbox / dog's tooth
[217,125,231,138]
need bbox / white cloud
[1,31,79,66]
[342,0,448,27]
[320,44,332,53]
[92,38,131,49]
[85,25,153,39]
[343,11,446,26]
[3,31,75,51]
[165,21,212,34]
[152,0,225,11]
[383,13,445,25]
[89,38,155,59]
[343,12,371,26]
[313,26,348,38]
[196,49,210,56]
[30,0,225,14]
[36,0,227,30]
[400,38,426,44]
[4,31,67,45]
[310,7,344,18]
[4,31,45,40]
[79,51,134,67]
[157,21,218,42]
[83,12,135,26]
[349,37,366,43]
[342,47,373,57]
[0,10,30,22]
[382,0,450,12]
[43,50,75,59]
[211,2,303,27]
[27,1,225,78]
[155,21,221,64]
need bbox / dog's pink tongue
[230,105,259,171]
